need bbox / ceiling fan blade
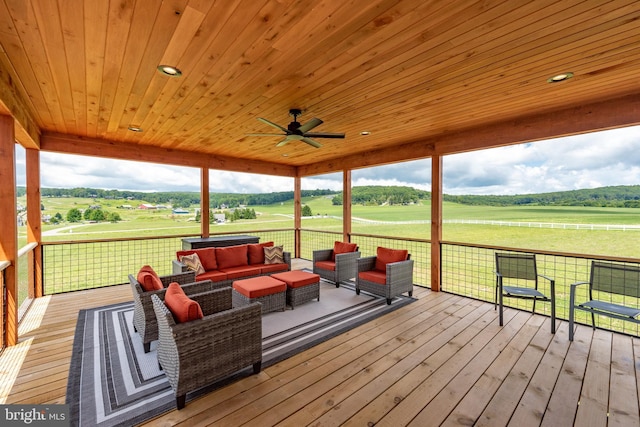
[247,133,286,137]
[297,117,323,133]
[258,117,289,133]
[304,132,345,139]
[301,137,322,148]
[276,138,291,147]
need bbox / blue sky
[15,125,640,195]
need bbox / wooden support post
[431,155,443,292]
[294,176,301,258]
[0,115,18,345]
[26,148,43,298]
[201,168,210,237]
[343,170,352,242]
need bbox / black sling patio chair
[494,252,556,333]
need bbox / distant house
[172,208,189,214]
[119,204,133,209]
[213,213,226,223]
[138,204,156,209]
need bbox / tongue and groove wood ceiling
[0,0,639,176]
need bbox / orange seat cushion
[272,271,320,289]
[359,270,387,285]
[216,245,249,269]
[137,265,163,291]
[233,276,286,298]
[315,260,336,271]
[259,263,289,274]
[220,265,262,280]
[164,282,203,323]
[196,270,228,283]
[332,241,358,261]
[375,247,408,272]
[247,242,274,265]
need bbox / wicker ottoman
[271,270,320,309]
[232,276,286,313]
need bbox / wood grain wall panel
[2,0,640,170]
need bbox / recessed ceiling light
[128,126,143,132]
[360,131,371,136]
[547,72,574,83]
[282,153,289,157]
[157,65,182,77]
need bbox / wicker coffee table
[232,276,286,313]
[271,270,320,309]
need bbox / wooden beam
[343,170,352,243]
[26,148,43,298]
[40,133,296,177]
[299,94,640,176]
[433,93,640,155]
[201,168,209,238]
[0,115,17,346]
[431,155,442,292]
[294,176,301,258]
[0,56,40,149]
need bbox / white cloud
[13,125,640,195]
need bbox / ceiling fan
[248,108,345,148]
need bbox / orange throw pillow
[375,247,408,272]
[164,282,203,323]
[137,265,163,291]
[332,241,358,261]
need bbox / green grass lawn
[16,194,640,259]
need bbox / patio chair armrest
[160,270,195,286]
[570,281,590,289]
[284,251,292,270]
[313,249,333,263]
[387,259,414,283]
[537,274,555,284]
[172,259,189,275]
[357,256,377,272]
[493,270,502,278]
[190,287,233,314]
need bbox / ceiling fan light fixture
[547,72,573,83]
[157,65,182,77]
[360,131,371,135]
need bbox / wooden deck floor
[2,260,640,426]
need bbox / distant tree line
[17,184,640,209]
[19,187,334,209]
[332,186,429,206]
[442,185,640,208]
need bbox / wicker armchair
[151,288,262,409]
[313,243,360,287]
[128,271,221,352]
[356,251,414,304]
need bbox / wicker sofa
[152,287,262,409]
[128,269,221,352]
[172,242,291,286]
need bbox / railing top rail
[351,232,431,244]
[442,240,640,264]
[300,229,343,235]
[0,260,9,271]
[17,242,38,258]
[40,228,295,246]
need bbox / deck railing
[28,230,640,337]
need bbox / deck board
[1,259,639,427]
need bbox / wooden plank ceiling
[1,0,640,176]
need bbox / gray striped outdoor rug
[66,279,415,426]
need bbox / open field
[15,194,640,258]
